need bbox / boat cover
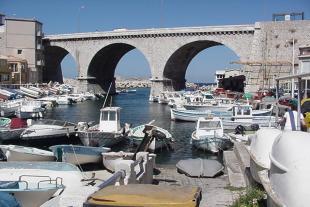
[0,192,21,207]
[176,158,223,177]
[84,184,201,207]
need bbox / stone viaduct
[43,20,310,96]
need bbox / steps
[223,141,252,188]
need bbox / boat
[221,105,278,130]
[0,162,84,194]
[248,128,282,184]
[0,118,27,143]
[191,116,232,153]
[76,107,130,147]
[102,151,135,172]
[183,97,234,112]
[0,145,55,161]
[170,107,230,122]
[129,123,174,151]
[259,131,310,206]
[19,86,42,99]
[0,176,64,207]
[38,95,74,105]
[176,158,224,177]
[15,101,45,119]
[0,99,23,117]
[83,184,202,207]
[20,119,76,141]
[49,145,111,165]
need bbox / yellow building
[0,55,28,84]
[0,56,11,84]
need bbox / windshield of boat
[199,121,221,129]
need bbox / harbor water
[45,88,219,165]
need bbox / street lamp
[77,5,85,33]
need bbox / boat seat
[0,181,19,189]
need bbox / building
[214,69,242,87]
[0,56,11,84]
[299,45,310,74]
[0,14,44,83]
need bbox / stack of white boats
[247,128,310,206]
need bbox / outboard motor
[250,124,260,131]
[235,125,246,135]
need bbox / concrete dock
[154,165,242,207]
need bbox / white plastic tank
[269,131,310,206]
[249,128,282,183]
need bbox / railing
[18,175,63,190]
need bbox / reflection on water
[45,88,222,165]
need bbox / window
[17,50,22,54]
[1,74,9,81]
[109,111,116,121]
[101,111,109,121]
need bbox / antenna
[102,82,113,108]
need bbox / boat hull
[12,188,58,207]
[0,128,25,142]
[191,132,232,153]
[77,131,126,147]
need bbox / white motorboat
[0,145,55,161]
[183,97,234,112]
[49,145,111,165]
[77,107,130,147]
[16,101,45,119]
[0,162,84,203]
[0,176,64,207]
[248,128,282,184]
[191,117,232,153]
[129,124,173,151]
[20,119,76,141]
[0,99,23,117]
[39,95,74,105]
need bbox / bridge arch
[163,40,241,90]
[87,42,151,92]
[43,45,77,83]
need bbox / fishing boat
[49,145,111,165]
[0,176,64,207]
[191,116,231,153]
[170,107,230,122]
[129,123,173,151]
[221,105,277,130]
[0,117,27,143]
[0,145,55,161]
[20,119,76,141]
[77,107,130,147]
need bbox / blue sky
[1,0,309,82]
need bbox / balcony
[36,44,44,50]
[36,30,43,37]
[36,60,45,66]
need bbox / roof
[0,55,27,62]
[5,17,42,25]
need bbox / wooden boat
[0,145,55,161]
[0,177,64,207]
[191,117,231,153]
[84,184,202,207]
[129,123,173,151]
[49,145,110,165]
[77,107,130,147]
